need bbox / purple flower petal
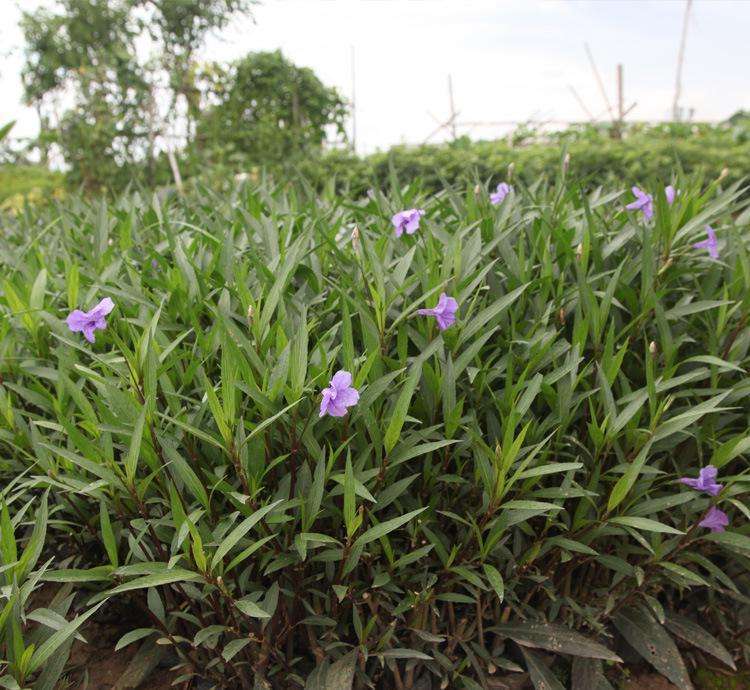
[693,225,719,260]
[625,186,653,219]
[698,506,729,533]
[66,310,89,332]
[490,183,512,205]
[392,209,425,237]
[418,292,458,331]
[679,464,723,497]
[319,370,359,418]
[66,297,115,343]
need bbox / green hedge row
[293,135,750,196]
[3,128,749,203]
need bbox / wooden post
[672,0,693,121]
[166,147,184,196]
[448,75,457,141]
[350,45,357,153]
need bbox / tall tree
[195,50,348,167]
[20,0,253,190]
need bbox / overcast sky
[2,0,749,153]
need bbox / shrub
[0,164,65,209]
[0,170,748,689]
[292,130,750,198]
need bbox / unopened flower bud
[474,183,481,195]
[558,308,566,324]
[488,663,497,674]
[563,153,570,172]
[575,243,583,260]
[649,341,658,356]
[507,162,515,180]
[351,225,360,248]
[719,167,729,181]
[247,304,254,326]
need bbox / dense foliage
[0,166,749,689]
[293,122,750,198]
[19,0,254,190]
[194,51,348,168]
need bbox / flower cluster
[625,184,720,260]
[64,186,735,538]
[679,465,729,532]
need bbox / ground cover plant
[0,164,749,689]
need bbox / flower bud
[563,153,570,173]
[247,304,254,326]
[649,341,658,356]
[351,225,360,249]
[474,183,481,195]
[575,243,583,260]
[719,167,729,181]
[507,162,515,180]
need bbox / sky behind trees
[2,0,749,154]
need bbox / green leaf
[612,606,693,689]
[493,622,621,661]
[482,563,504,603]
[664,612,736,670]
[609,516,683,535]
[353,507,426,548]
[571,657,614,690]
[115,628,157,652]
[124,406,147,485]
[383,355,428,454]
[323,650,357,690]
[235,596,271,618]
[90,569,202,604]
[211,500,284,569]
[99,501,118,568]
[29,602,104,673]
[223,638,250,662]
[520,647,565,690]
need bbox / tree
[194,51,348,168]
[20,0,253,190]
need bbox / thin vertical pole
[673,0,693,121]
[617,64,624,121]
[350,45,357,153]
[585,43,614,120]
[448,75,457,141]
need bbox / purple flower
[319,370,359,418]
[490,183,512,205]
[417,293,459,331]
[665,185,676,205]
[679,465,723,496]
[693,225,719,260]
[66,297,115,343]
[625,186,654,220]
[392,209,425,237]
[151,258,159,269]
[698,506,729,533]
